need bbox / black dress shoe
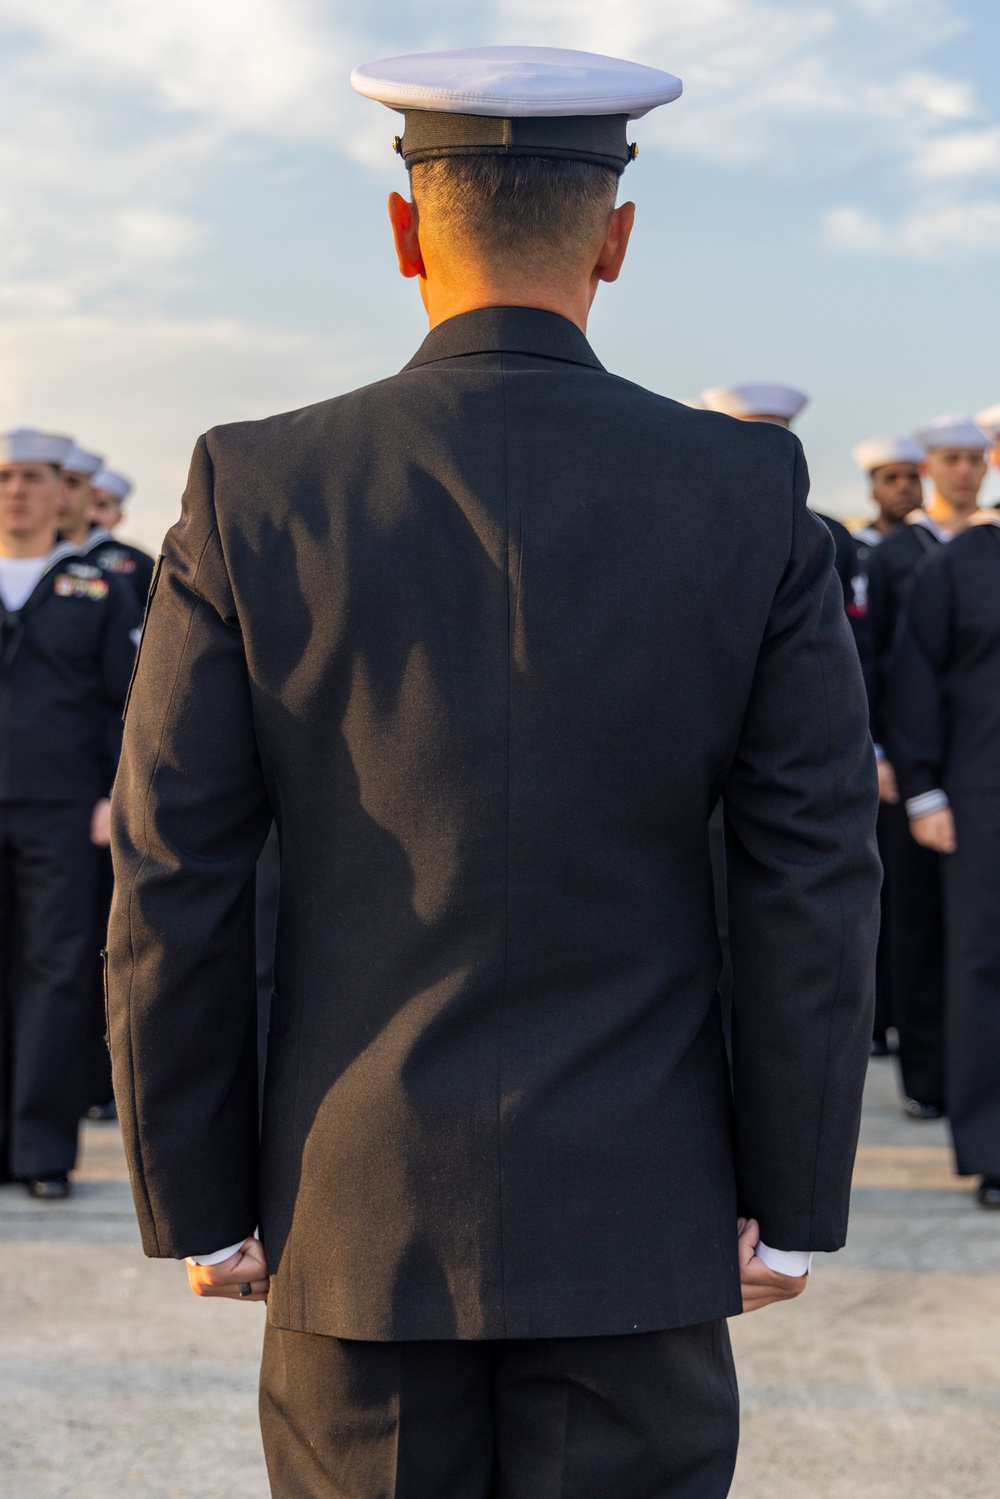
[977,1177,1000,1209]
[904,1097,944,1120]
[870,1035,891,1058]
[25,1174,70,1200]
[85,1099,118,1122]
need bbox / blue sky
[0,0,997,550]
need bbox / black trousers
[259,1321,738,1499]
[945,795,1000,1176]
[880,800,946,1105]
[0,801,99,1178]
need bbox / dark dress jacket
[0,546,139,804]
[859,523,941,746]
[886,525,1000,801]
[108,307,879,1342]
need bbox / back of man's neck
[424,283,591,334]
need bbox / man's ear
[595,201,636,285]
[388,192,426,280]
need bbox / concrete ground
[1,1058,998,1498]
[730,1056,1000,1498]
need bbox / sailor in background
[75,464,154,1118]
[0,428,139,1196]
[848,436,925,1055]
[699,381,858,1038]
[87,467,156,609]
[861,414,991,1120]
[886,486,1000,1209]
[700,383,858,606]
[57,442,105,547]
[977,404,1000,492]
[851,436,926,551]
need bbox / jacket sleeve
[848,552,876,728]
[107,434,272,1258]
[862,543,891,744]
[884,554,952,802]
[723,445,881,1252]
[823,514,857,609]
[101,575,141,790]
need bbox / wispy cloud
[823,197,1000,257]
[915,126,1000,178]
[0,0,366,323]
[0,0,352,136]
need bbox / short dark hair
[410,155,619,270]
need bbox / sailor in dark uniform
[0,428,139,1196]
[108,45,878,1497]
[60,451,155,610]
[847,436,925,1054]
[698,381,858,1033]
[977,404,1000,491]
[887,510,1000,1208]
[861,414,991,1118]
[87,466,156,609]
[59,455,154,1118]
[699,382,858,606]
[57,440,105,544]
[851,436,926,555]
[58,450,153,1118]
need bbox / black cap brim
[398,111,634,171]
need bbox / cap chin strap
[397,111,635,171]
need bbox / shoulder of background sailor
[871,461,923,531]
[0,461,61,558]
[921,447,989,533]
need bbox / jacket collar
[24,541,84,610]
[402,307,604,374]
[83,525,115,552]
[909,512,950,544]
[0,540,80,628]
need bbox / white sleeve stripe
[906,789,950,819]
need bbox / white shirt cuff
[906,789,949,820]
[873,743,886,762]
[186,1241,245,1267]
[756,1242,812,1277]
